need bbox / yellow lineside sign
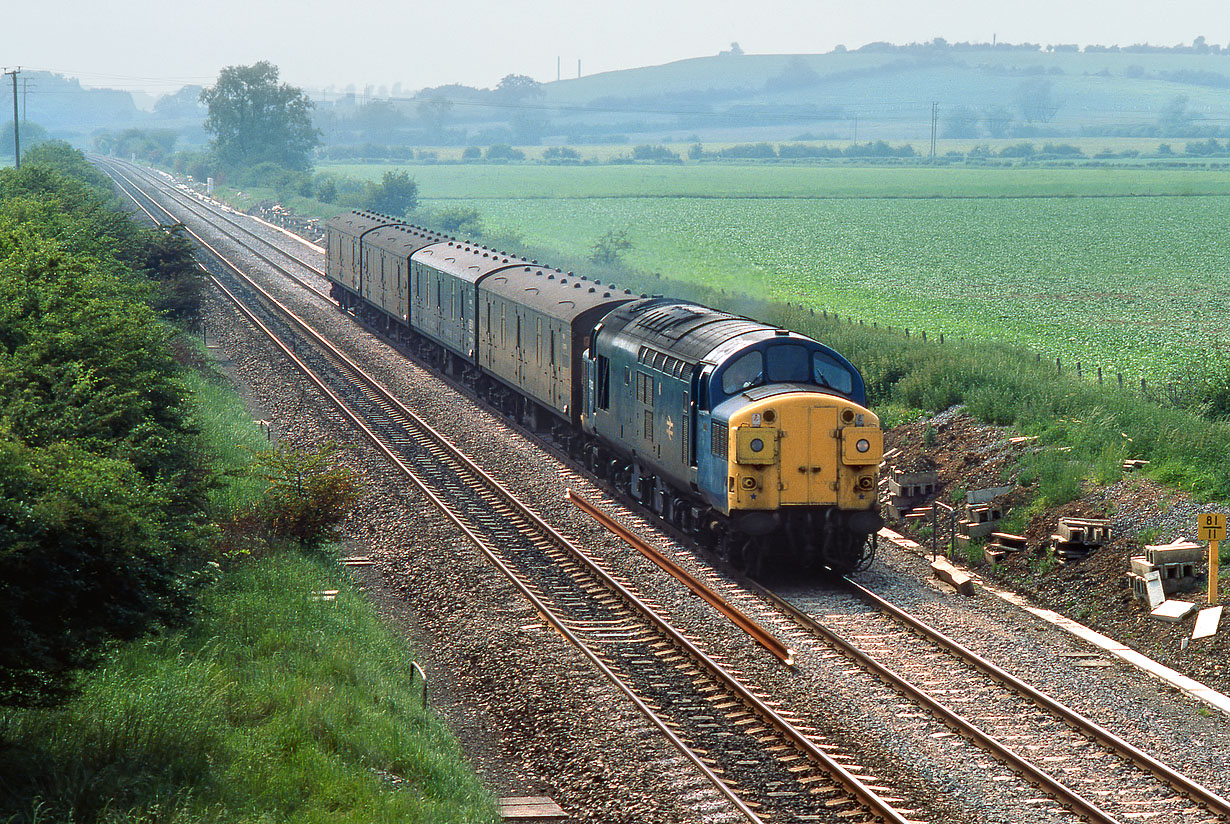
[1198,513,1226,542]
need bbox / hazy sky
[4,0,1228,99]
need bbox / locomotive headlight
[856,438,871,454]
[750,438,765,453]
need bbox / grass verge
[0,338,496,824]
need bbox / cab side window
[721,351,764,395]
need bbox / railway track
[767,578,1230,824]
[97,157,1230,824]
[570,492,1230,824]
[95,157,926,824]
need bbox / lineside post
[1198,513,1225,605]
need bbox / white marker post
[1197,513,1225,605]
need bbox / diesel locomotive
[325,209,883,572]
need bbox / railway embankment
[0,146,496,824]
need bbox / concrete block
[1144,570,1166,609]
[892,469,938,487]
[1146,541,1203,567]
[961,520,999,540]
[984,548,1008,566]
[1151,600,1198,623]
[967,485,1013,504]
[1126,572,1146,601]
[930,558,975,596]
[1057,517,1111,545]
[990,532,1027,552]
[888,478,936,498]
[1129,556,1157,578]
[1193,606,1223,640]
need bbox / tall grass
[0,339,496,824]
[0,558,496,823]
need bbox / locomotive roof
[602,298,775,363]
[483,266,636,322]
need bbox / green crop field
[323,162,1230,380]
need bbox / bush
[631,144,682,162]
[589,228,632,264]
[484,144,524,161]
[228,444,359,556]
[718,142,777,159]
[364,169,419,216]
[434,206,483,235]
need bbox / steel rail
[762,588,1120,824]
[840,577,1230,821]
[97,159,769,824]
[99,159,916,824]
[566,488,795,665]
[98,157,327,278]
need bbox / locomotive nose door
[781,404,838,505]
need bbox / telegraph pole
[5,68,19,168]
[930,101,938,163]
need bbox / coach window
[721,351,764,395]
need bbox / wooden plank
[497,796,566,820]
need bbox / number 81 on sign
[1198,513,1226,542]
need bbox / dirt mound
[884,407,1228,695]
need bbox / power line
[4,68,19,168]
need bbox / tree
[1159,95,1198,134]
[200,62,319,170]
[982,106,1014,138]
[0,121,49,159]
[941,106,980,138]
[417,93,453,141]
[590,228,632,264]
[494,74,544,104]
[1013,78,1061,123]
[365,170,419,216]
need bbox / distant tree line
[842,36,1229,56]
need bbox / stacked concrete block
[954,489,1007,550]
[984,532,1027,566]
[1126,539,1202,602]
[1049,517,1111,565]
[885,466,939,521]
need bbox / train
[324,209,884,573]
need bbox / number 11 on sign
[1198,513,1225,605]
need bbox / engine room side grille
[711,422,728,459]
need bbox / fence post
[1056,357,1061,374]
[1141,378,1147,393]
[1077,362,1082,379]
[1097,367,1103,384]
[1118,372,1123,388]
[410,662,428,710]
[940,333,944,343]
[905,328,910,338]
[922,331,927,341]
